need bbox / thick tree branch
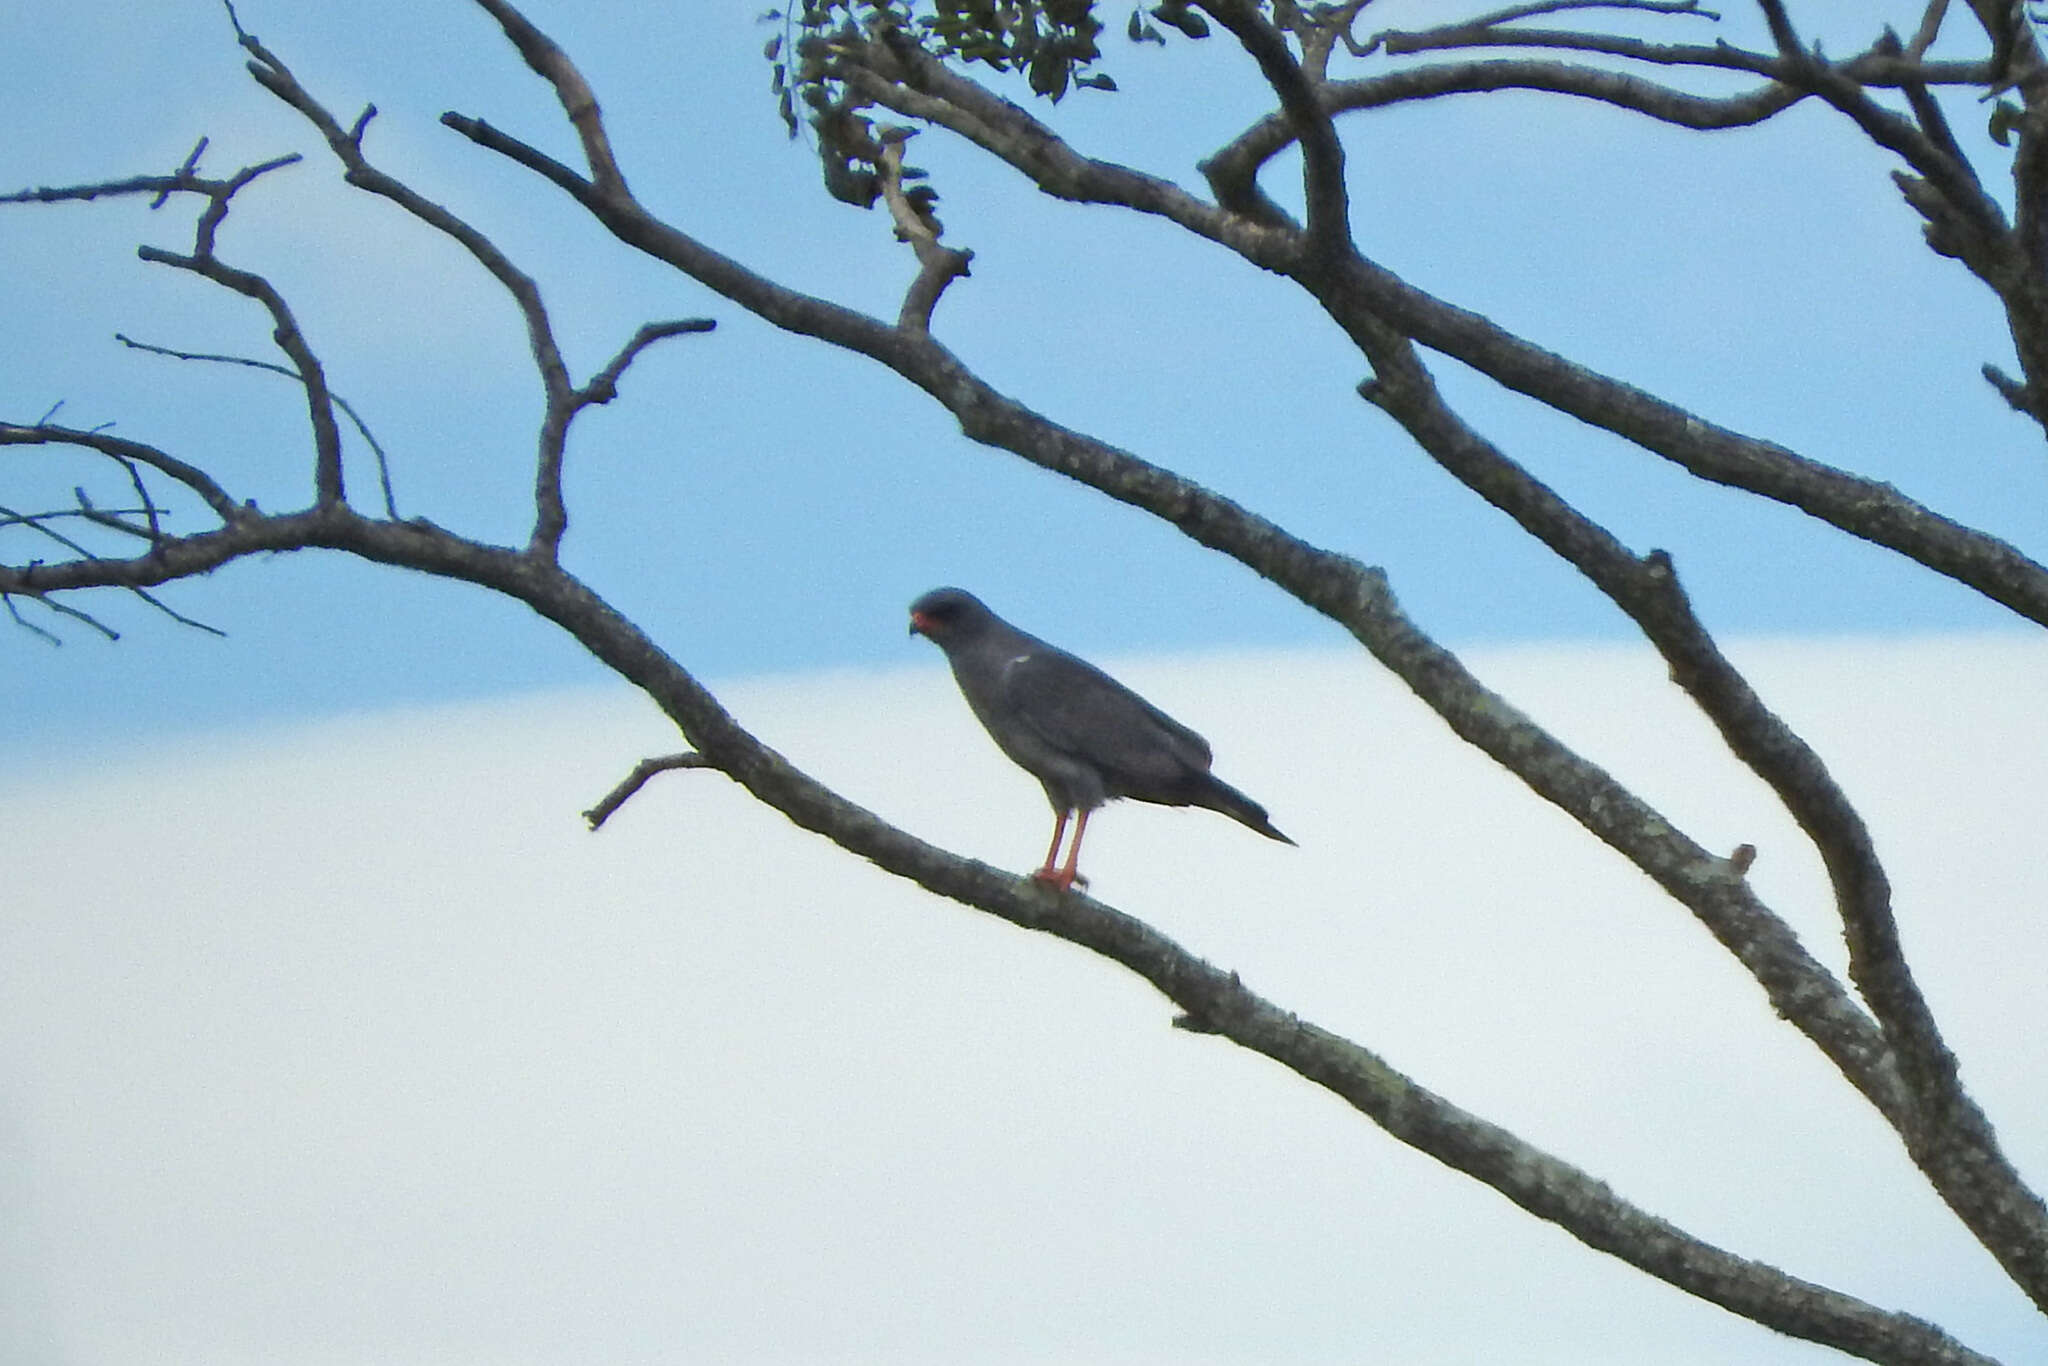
[1206,61,1804,204]
[22,63,1948,1332]
[466,0,629,197]
[333,509,1999,1366]
[1194,0,1352,247]
[1359,1,2048,429]
[1350,331,2048,1310]
[440,3,2048,1327]
[1319,253,2048,626]
[1776,47,2009,250]
[810,35,2048,630]
[496,116,1919,1123]
[826,31,1282,252]
[446,0,1929,1091]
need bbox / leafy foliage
[761,0,1214,134]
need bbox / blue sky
[5,0,2042,768]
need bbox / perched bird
[908,587,1293,890]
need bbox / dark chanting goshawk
[908,587,1293,890]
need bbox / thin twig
[575,320,717,408]
[3,594,65,645]
[1885,32,1978,184]
[1454,0,1718,28]
[0,423,244,525]
[152,137,210,209]
[116,460,163,542]
[584,752,717,829]
[0,505,157,532]
[34,592,121,639]
[0,501,227,637]
[235,24,587,539]
[0,154,301,210]
[116,333,401,519]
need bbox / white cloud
[5,636,2046,1363]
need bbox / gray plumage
[908,586,1292,888]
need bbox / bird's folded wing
[1000,650,1214,782]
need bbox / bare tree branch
[439,0,2048,1326]
[230,21,584,542]
[1908,0,1953,58]
[109,461,162,544]
[466,0,629,196]
[807,27,2048,632]
[0,154,303,210]
[583,751,717,829]
[1352,334,2048,1306]
[0,423,245,525]
[1,504,159,536]
[1445,0,1722,25]
[1321,253,2048,624]
[14,469,1989,1361]
[464,94,1924,1147]
[575,320,717,409]
[0,496,227,638]
[356,506,1993,1366]
[1195,0,1353,245]
[130,226,348,507]
[873,128,975,331]
[114,332,401,520]
[4,590,109,644]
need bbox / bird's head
[908,586,991,644]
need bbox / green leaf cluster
[762,1,1219,132]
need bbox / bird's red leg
[1032,809,1070,884]
[1051,807,1091,891]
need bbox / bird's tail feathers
[1199,774,1295,845]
